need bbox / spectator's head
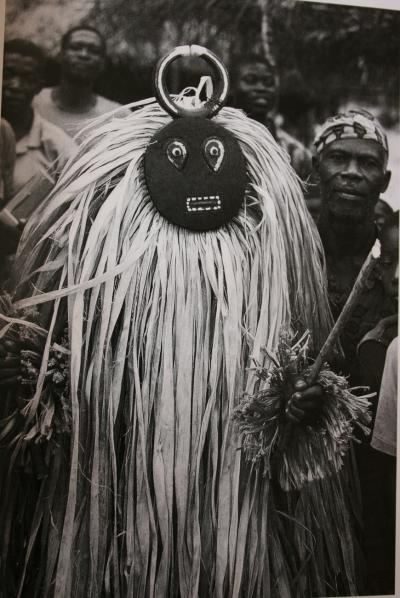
[379,211,399,304]
[2,39,45,118]
[229,54,278,122]
[375,198,394,232]
[60,26,106,84]
[313,110,391,226]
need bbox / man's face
[61,30,105,82]
[380,224,399,304]
[2,53,41,116]
[316,138,390,224]
[232,62,277,121]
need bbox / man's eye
[86,46,101,55]
[360,158,379,169]
[329,153,345,161]
[262,76,275,86]
[243,75,256,84]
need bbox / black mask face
[144,117,246,231]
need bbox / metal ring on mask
[154,45,229,119]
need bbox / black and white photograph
[0,0,399,596]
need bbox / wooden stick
[308,239,381,384]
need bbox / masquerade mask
[145,45,247,231]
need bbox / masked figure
[0,46,361,598]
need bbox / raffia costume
[0,47,362,598]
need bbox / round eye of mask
[204,138,225,172]
[144,117,246,231]
[167,139,187,170]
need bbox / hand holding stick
[234,242,380,488]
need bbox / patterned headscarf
[314,109,388,156]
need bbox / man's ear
[381,170,391,194]
[98,55,107,75]
[312,155,321,183]
[34,61,47,96]
[35,74,45,96]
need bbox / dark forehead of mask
[144,117,247,231]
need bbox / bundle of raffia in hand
[234,331,372,491]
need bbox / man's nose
[342,158,362,178]
[254,78,268,91]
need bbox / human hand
[285,377,325,424]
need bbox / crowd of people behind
[0,24,398,596]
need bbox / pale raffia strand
[1,102,359,598]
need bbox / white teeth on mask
[186,195,222,212]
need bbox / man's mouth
[251,95,274,108]
[252,97,269,106]
[333,188,364,200]
[72,63,89,70]
[69,61,94,73]
[186,195,222,213]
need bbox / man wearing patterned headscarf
[313,109,393,379]
[314,110,397,595]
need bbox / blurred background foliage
[5,0,400,127]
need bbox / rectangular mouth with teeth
[186,195,221,213]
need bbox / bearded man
[314,110,397,596]
[314,109,394,382]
